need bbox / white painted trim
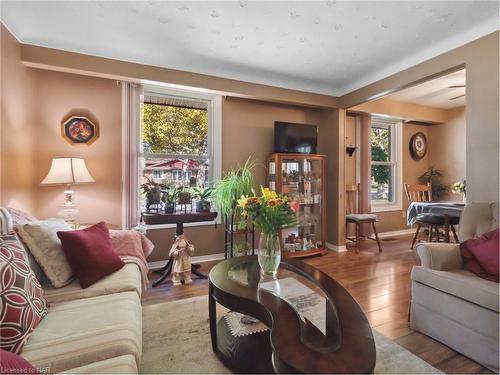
[135,84,223,225]
[149,252,225,270]
[326,242,347,252]
[370,118,403,213]
[377,228,415,238]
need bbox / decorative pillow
[16,219,73,288]
[57,222,125,289]
[0,235,48,354]
[15,235,50,287]
[460,228,499,282]
[0,349,39,374]
[6,207,37,228]
[0,207,13,235]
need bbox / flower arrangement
[237,187,297,276]
[237,187,297,234]
[451,180,466,195]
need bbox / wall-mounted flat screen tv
[274,121,318,154]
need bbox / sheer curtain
[121,82,143,229]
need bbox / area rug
[140,296,442,374]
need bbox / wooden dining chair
[405,183,459,249]
[346,184,382,253]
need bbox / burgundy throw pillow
[460,228,499,282]
[0,236,48,354]
[0,349,39,374]
[57,222,125,289]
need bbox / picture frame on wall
[61,116,99,145]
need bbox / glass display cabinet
[267,153,327,258]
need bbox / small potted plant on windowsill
[193,187,214,212]
[162,186,180,214]
[142,176,167,212]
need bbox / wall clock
[409,132,427,160]
[61,116,99,145]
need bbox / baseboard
[377,228,415,238]
[149,252,226,270]
[326,242,347,252]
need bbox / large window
[138,85,221,220]
[370,117,402,211]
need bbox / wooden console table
[142,211,218,287]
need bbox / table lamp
[41,158,95,225]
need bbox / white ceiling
[1,1,498,96]
[388,69,466,109]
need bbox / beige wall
[0,24,38,213]
[350,98,448,124]
[320,108,345,247]
[345,115,357,185]
[341,31,499,203]
[428,106,466,201]
[20,42,338,109]
[34,70,122,227]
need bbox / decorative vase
[258,232,281,277]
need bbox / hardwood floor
[144,234,492,374]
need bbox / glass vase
[258,232,281,277]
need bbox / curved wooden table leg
[152,257,174,287]
[191,264,207,279]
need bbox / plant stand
[224,210,255,259]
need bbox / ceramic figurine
[169,234,195,286]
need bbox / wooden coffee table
[209,256,376,373]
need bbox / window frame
[370,116,403,213]
[138,84,222,229]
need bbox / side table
[142,211,218,287]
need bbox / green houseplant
[213,158,255,220]
[141,176,167,211]
[192,187,214,212]
[161,186,180,213]
[418,167,449,200]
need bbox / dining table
[407,201,465,226]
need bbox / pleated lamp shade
[41,158,94,185]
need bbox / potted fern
[213,158,255,223]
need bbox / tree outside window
[371,124,394,204]
[140,101,210,211]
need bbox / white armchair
[411,202,499,372]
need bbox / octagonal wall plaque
[61,116,99,145]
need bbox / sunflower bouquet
[237,187,297,234]
[237,187,297,275]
